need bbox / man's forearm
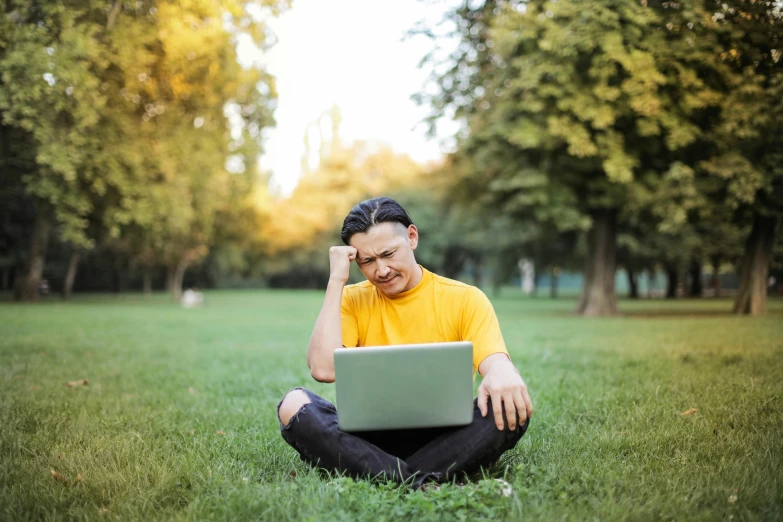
[478,352,516,378]
[306,278,345,382]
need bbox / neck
[403,264,424,292]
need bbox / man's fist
[329,246,357,284]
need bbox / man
[277,197,533,489]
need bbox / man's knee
[278,389,311,426]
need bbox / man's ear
[407,224,419,250]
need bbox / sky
[237,0,456,196]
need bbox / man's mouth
[378,275,397,285]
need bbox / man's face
[349,222,420,296]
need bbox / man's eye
[383,252,394,258]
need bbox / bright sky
[237,0,456,196]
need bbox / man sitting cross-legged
[277,197,533,489]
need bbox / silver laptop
[334,341,474,431]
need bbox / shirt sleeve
[460,286,509,373]
[340,288,359,348]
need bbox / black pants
[278,388,529,489]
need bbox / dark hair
[341,197,413,245]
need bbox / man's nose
[377,260,391,277]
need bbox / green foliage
[0,0,286,296]
[422,0,746,221]
[417,0,783,313]
[0,1,109,247]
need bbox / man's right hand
[329,246,357,284]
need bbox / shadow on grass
[545,309,739,319]
[541,298,783,318]
[620,310,737,319]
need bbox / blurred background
[1,0,781,316]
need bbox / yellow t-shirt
[340,266,508,375]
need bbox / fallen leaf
[189,429,195,435]
[50,469,68,483]
[66,379,88,387]
[57,454,62,460]
[728,493,737,503]
[290,471,297,478]
[40,352,47,357]
[13,375,24,380]
[681,408,698,416]
[75,474,83,483]
[99,507,109,514]
[216,431,225,436]
[188,387,195,394]
[29,385,41,391]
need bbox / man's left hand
[477,353,533,431]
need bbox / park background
[1,0,782,520]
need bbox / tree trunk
[62,249,80,300]
[143,267,153,297]
[647,270,655,298]
[165,265,175,293]
[15,204,52,302]
[550,268,559,298]
[1,268,9,291]
[710,256,721,297]
[106,0,122,29]
[665,266,678,299]
[576,208,618,316]
[689,260,703,298]
[171,254,190,302]
[627,269,639,299]
[733,214,777,315]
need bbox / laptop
[333,341,474,431]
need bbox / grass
[1,290,782,521]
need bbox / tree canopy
[0,0,285,300]
[416,0,783,315]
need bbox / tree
[97,0,281,301]
[0,0,284,301]
[698,1,783,315]
[416,0,778,315]
[0,123,37,293]
[0,1,110,300]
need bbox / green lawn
[1,291,782,521]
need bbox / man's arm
[460,287,532,431]
[307,246,356,383]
